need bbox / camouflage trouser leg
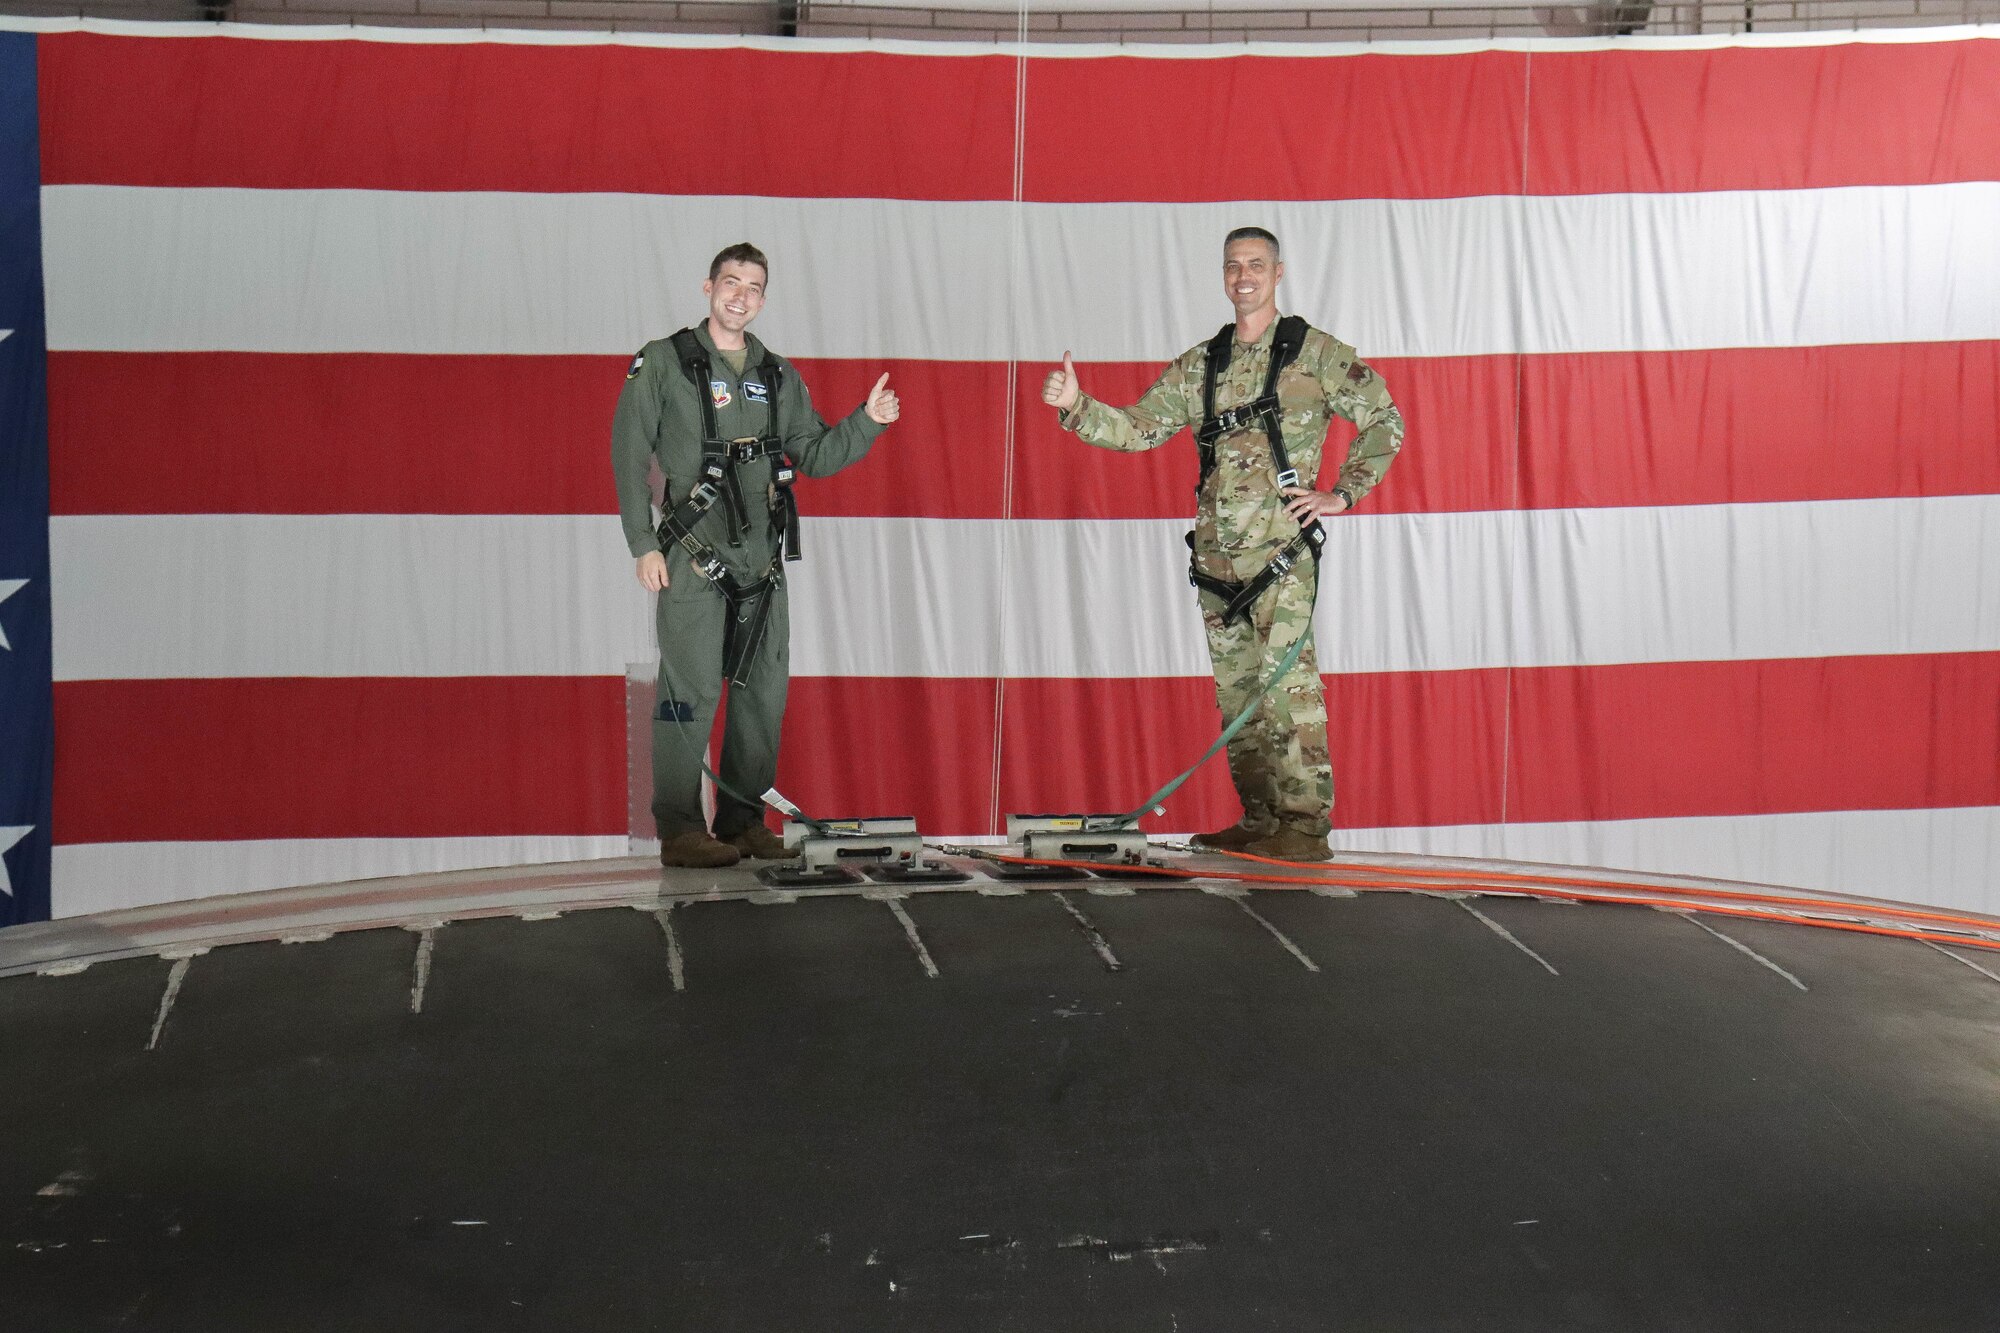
[1197,564,1333,838]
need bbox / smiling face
[1222,236,1283,321]
[703,259,767,338]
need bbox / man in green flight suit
[1042,227,1404,862]
[613,242,898,868]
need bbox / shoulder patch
[625,350,645,380]
[1347,359,1372,383]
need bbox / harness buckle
[686,479,721,511]
[1274,469,1300,490]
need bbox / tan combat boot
[723,822,791,860]
[1189,823,1266,852]
[659,830,742,869]
[1244,827,1334,863]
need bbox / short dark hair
[1224,227,1280,261]
[708,243,769,283]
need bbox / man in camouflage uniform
[613,243,899,868]
[1042,227,1403,862]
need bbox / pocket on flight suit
[660,542,718,604]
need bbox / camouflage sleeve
[610,343,667,558]
[1056,354,1197,453]
[1322,353,1405,509]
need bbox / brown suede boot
[658,829,742,869]
[1189,823,1266,852]
[1244,827,1334,863]
[722,822,791,860]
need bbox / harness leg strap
[1189,521,1325,627]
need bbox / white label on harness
[762,787,805,819]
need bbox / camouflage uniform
[1059,319,1403,836]
[612,325,884,840]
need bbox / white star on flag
[0,579,25,650]
[0,826,31,898]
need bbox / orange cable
[1206,847,2000,937]
[970,851,2000,954]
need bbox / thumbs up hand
[1042,352,1080,412]
[864,372,900,425]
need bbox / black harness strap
[655,328,800,683]
[667,328,801,558]
[1195,314,1308,493]
[1189,524,1327,627]
[1188,315,1322,626]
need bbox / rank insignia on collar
[743,380,770,403]
[709,380,732,408]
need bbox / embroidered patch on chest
[709,380,732,408]
[743,380,770,404]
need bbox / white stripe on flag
[1346,805,2000,917]
[42,184,2000,359]
[51,836,632,919]
[50,496,2000,681]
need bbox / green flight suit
[611,323,883,839]
[1059,318,1404,837]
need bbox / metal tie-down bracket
[985,814,1158,881]
[755,816,969,888]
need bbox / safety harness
[1186,314,1326,626]
[654,327,802,685]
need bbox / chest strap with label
[666,327,802,561]
[1188,314,1321,625]
[1195,313,1308,494]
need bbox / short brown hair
[708,243,769,283]
[1224,227,1280,261]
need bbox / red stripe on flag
[1021,51,1529,201]
[52,344,2000,518]
[55,656,1995,845]
[999,670,1508,834]
[52,677,628,844]
[1021,342,2000,517]
[47,353,1009,518]
[777,677,999,836]
[1003,653,2000,832]
[51,675,998,845]
[1526,42,2000,194]
[41,34,2000,198]
[1517,343,2000,511]
[38,34,1017,198]
[1506,653,2000,824]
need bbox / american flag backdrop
[2,20,1996,925]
